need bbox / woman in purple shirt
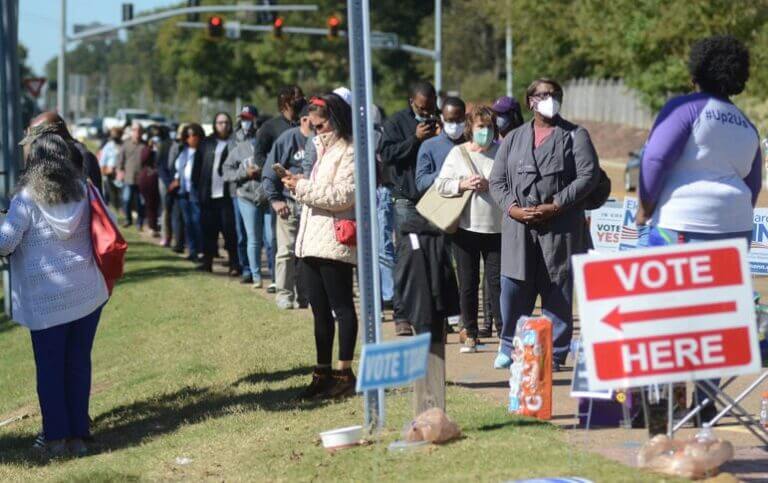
[638,35,761,426]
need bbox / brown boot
[297,367,333,400]
[324,368,357,399]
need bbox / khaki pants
[275,199,300,305]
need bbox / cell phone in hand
[272,163,288,178]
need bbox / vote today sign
[573,240,761,390]
[356,333,431,392]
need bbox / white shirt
[175,147,197,194]
[436,143,502,234]
[211,139,228,199]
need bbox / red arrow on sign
[602,301,737,331]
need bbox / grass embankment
[0,230,664,481]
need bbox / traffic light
[273,17,284,38]
[327,15,340,39]
[121,3,133,22]
[187,0,200,22]
[208,16,224,38]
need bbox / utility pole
[434,0,441,94]
[506,19,513,97]
[58,0,67,119]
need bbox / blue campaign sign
[750,208,768,275]
[356,333,431,392]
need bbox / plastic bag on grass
[403,408,461,444]
[637,428,733,479]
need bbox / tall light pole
[434,0,441,94]
[506,19,512,97]
[58,0,67,118]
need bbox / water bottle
[760,391,768,429]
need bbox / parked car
[624,148,643,192]
[72,117,103,141]
[102,108,151,132]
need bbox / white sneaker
[460,338,477,353]
[276,299,294,310]
[252,279,263,289]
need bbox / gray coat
[489,118,600,283]
[222,128,267,204]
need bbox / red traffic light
[327,16,340,27]
[274,17,284,28]
[210,16,222,27]
[208,15,224,38]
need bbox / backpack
[565,129,611,210]
[87,182,127,295]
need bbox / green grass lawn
[0,231,670,481]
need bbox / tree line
[33,0,768,129]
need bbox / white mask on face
[442,119,465,140]
[241,120,253,132]
[535,97,561,119]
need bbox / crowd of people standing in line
[0,34,758,458]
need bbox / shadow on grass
[0,316,19,335]
[233,365,313,387]
[0,381,330,465]
[476,418,551,432]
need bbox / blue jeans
[232,197,251,278]
[499,236,573,363]
[237,198,274,282]
[178,194,202,258]
[645,226,751,407]
[122,184,145,227]
[30,306,103,441]
[376,186,395,302]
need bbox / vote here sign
[573,239,760,390]
[356,333,431,392]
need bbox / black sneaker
[478,328,493,339]
[324,369,357,399]
[297,367,333,400]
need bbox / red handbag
[87,182,128,294]
[334,218,357,247]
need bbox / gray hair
[19,133,85,205]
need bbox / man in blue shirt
[415,97,467,195]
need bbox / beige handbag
[416,146,479,234]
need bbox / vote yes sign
[573,240,760,390]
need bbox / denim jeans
[177,195,202,258]
[122,184,145,227]
[376,186,395,303]
[232,197,251,278]
[30,305,103,441]
[499,236,574,364]
[237,198,274,282]
[644,226,752,407]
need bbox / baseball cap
[491,96,521,115]
[333,87,352,106]
[239,105,259,120]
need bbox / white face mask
[442,119,465,140]
[535,97,560,119]
[241,120,253,132]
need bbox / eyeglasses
[531,91,559,101]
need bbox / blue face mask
[473,127,492,147]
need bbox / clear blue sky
[19,0,178,75]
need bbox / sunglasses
[531,91,560,101]
[311,122,327,132]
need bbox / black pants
[201,197,238,267]
[301,257,358,365]
[452,229,502,338]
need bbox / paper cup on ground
[319,425,363,450]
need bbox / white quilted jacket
[294,132,356,265]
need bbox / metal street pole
[347,0,384,431]
[58,0,67,119]
[0,0,21,317]
[506,19,513,97]
[434,0,441,94]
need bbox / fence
[561,78,654,129]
